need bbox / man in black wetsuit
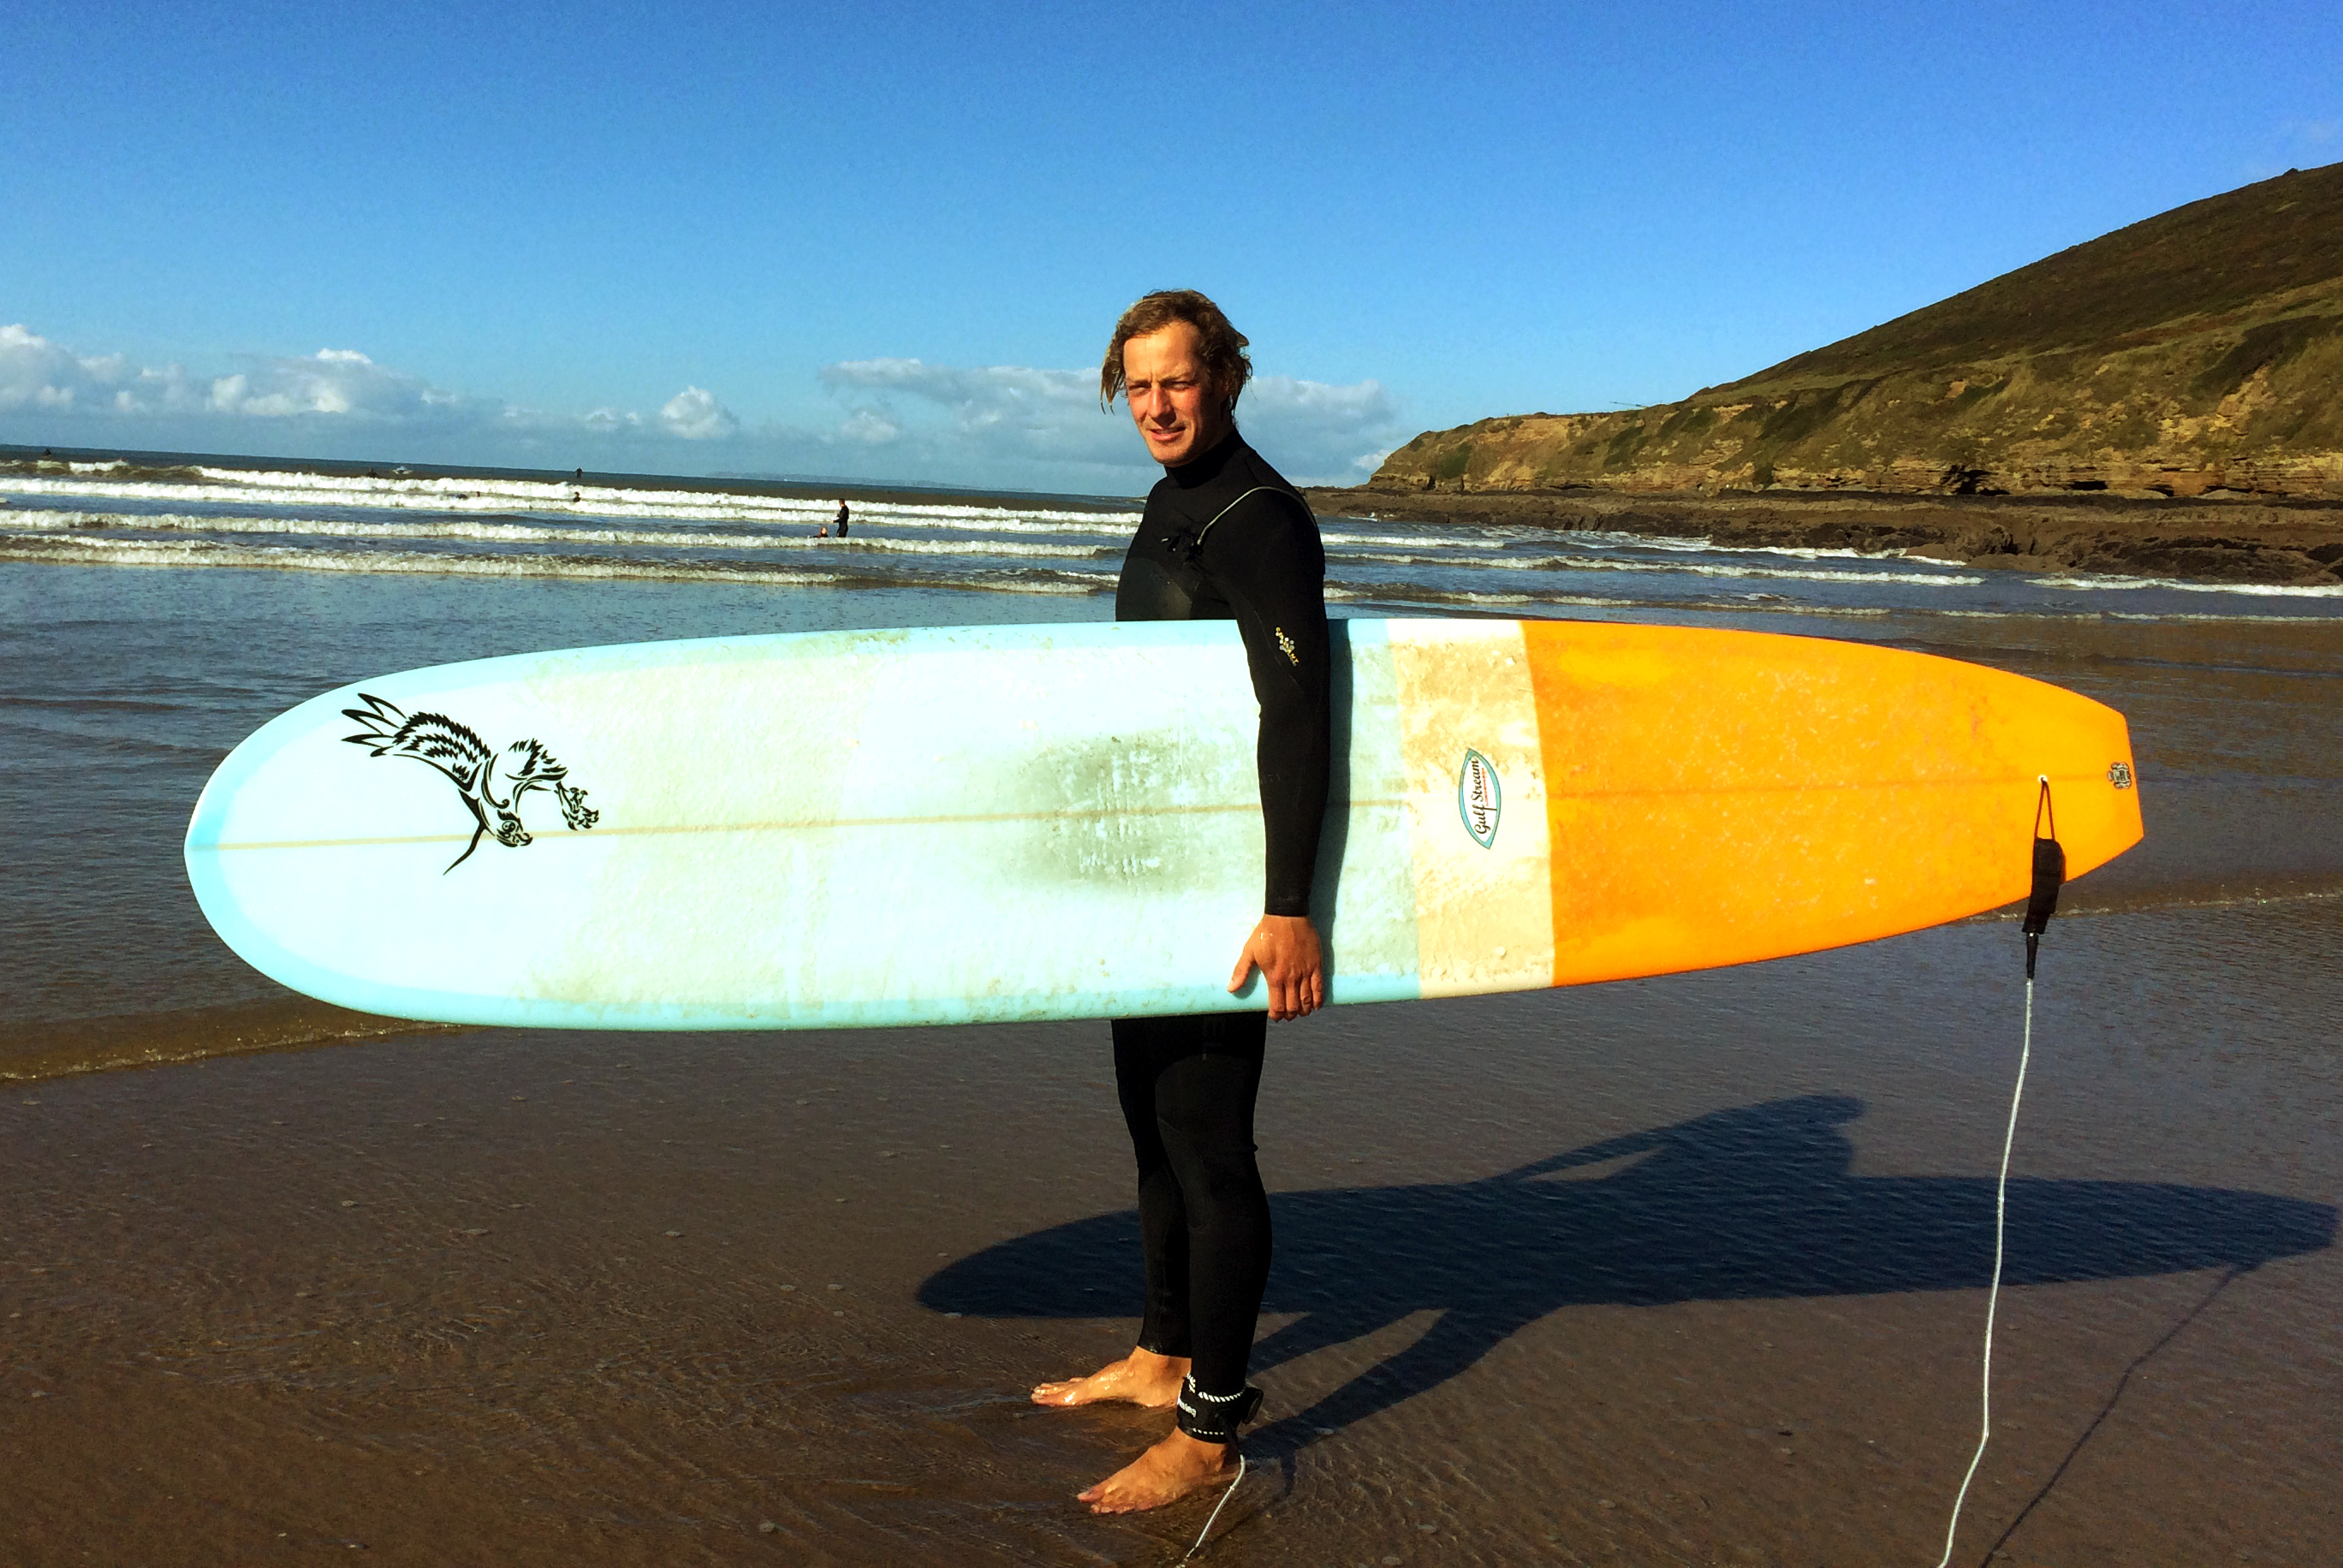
[1029,290,1331,1513]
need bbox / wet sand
[4,556,2340,1561]
[3,900,2338,1565]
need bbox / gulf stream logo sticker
[1458,749,1501,849]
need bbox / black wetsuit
[1111,428,1329,1440]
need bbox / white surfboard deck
[188,620,1520,1027]
[184,616,2140,1030]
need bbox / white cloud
[2,322,1407,490]
[1,323,752,462]
[836,407,901,445]
[1238,374,1400,481]
[205,347,467,419]
[821,359,1100,444]
[3,324,483,427]
[2,323,153,414]
[658,385,739,440]
[815,358,1401,484]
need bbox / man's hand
[1228,914,1325,1021]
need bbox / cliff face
[1373,162,2343,500]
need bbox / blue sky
[3,0,2335,491]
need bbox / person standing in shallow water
[1029,290,1332,1513]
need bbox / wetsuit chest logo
[1459,749,1501,849]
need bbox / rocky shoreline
[1302,484,2343,586]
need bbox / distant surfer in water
[1030,290,1330,1512]
[835,501,851,538]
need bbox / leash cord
[1183,1448,1247,1561]
[1934,975,2033,1568]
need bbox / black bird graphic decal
[342,693,600,871]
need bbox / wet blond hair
[1099,289,1252,413]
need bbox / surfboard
[184,619,2142,1030]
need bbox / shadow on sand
[919,1095,2334,1443]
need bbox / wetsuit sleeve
[1201,495,1331,917]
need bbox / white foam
[2096,609,2337,623]
[0,508,1113,561]
[1561,531,1714,552]
[0,471,1140,537]
[1340,545,1982,586]
[1733,543,1897,561]
[0,528,1115,595]
[1317,528,1518,552]
[181,465,1144,526]
[1623,534,1932,563]
[2025,573,2343,598]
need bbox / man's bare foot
[1079,1429,1235,1513]
[1031,1345,1187,1408]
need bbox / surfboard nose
[1518,621,2148,987]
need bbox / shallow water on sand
[5,554,2340,1071]
[0,564,1103,1064]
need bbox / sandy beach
[3,487,2340,1562]
[3,904,2338,1564]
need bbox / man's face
[1122,321,1228,468]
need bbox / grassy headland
[1327,162,2343,582]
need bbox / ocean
[2,451,2338,1564]
[9,454,2343,621]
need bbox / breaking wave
[2025,573,2343,598]
[0,470,1140,537]
[1,508,1116,561]
[0,529,1114,595]
[1340,547,1983,586]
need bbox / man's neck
[1165,425,1242,487]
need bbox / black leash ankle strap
[1174,1376,1264,1444]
